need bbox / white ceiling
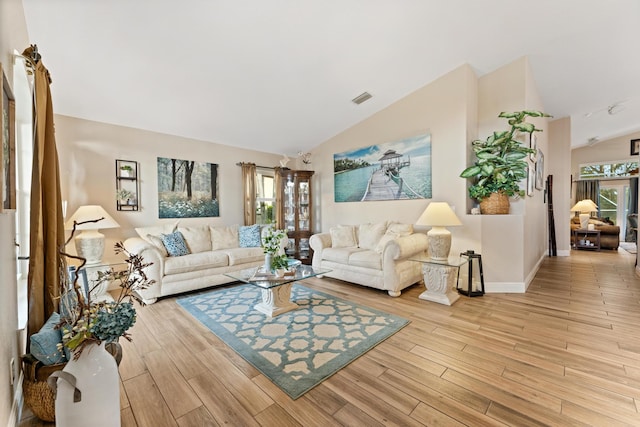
[21,0,640,155]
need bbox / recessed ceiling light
[352,92,372,105]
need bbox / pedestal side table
[410,255,469,306]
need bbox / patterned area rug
[177,283,409,399]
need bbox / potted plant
[459,110,551,214]
[116,189,132,204]
[120,164,133,177]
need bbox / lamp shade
[416,202,462,261]
[64,205,120,265]
[64,205,120,230]
[416,202,462,227]
[570,199,598,214]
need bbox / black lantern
[457,250,484,297]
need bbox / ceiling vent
[352,92,372,105]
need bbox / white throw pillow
[145,234,169,257]
[375,223,414,253]
[135,221,179,242]
[178,226,212,253]
[210,225,239,250]
[387,222,413,236]
[330,225,357,248]
[358,222,387,250]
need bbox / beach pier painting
[334,133,432,202]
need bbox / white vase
[264,253,273,272]
[55,342,120,427]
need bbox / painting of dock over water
[334,133,431,202]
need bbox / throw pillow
[146,234,169,257]
[30,312,66,365]
[210,225,239,250]
[358,222,387,250]
[330,225,357,248]
[135,220,179,241]
[178,226,212,253]
[239,224,262,248]
[375,223,414,253]
[161,231,190,257]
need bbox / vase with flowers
[262,227,287,272]
[53,218,154,427]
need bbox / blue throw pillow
[30,312,66,365]
[161,231,190,257]
[239,224,262,248]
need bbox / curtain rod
[235,162,275,170]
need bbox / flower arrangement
[58,219,154,358]
[262,227,286,255]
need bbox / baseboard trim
[485,282,526,293]
[7,372,23,427]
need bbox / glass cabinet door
[277,169,314,264]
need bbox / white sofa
[309,222,428,297]
[123,223,284,304]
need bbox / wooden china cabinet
[276,169,314,264]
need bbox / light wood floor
[21,248,640,426]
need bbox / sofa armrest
[383,233,429,260]
[123,237,165,301]
[310,233,332,267]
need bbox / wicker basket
[22,354,66,422]
[480,191,510,214]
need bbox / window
[255,167,275,224]
[579,161,638,179]
[14,54,33,329]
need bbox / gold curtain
[23,46,65,342]
[240,162,256,225]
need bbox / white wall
[549,117,572,255]
[0,0,28,424]
[55,115,285,259]
[311,64,478,256]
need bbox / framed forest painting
[157,157,219,218]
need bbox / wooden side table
[572,228,601,251]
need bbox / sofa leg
[388,290,401,297]
[141,297,157,305]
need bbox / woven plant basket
[22,354,66,422]
[480,191,510,214]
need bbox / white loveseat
[309,222,428,297]
[123,223,284,304]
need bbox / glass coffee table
[224,263,331,317]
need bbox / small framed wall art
[630,139,640,156]
[535,149,545,190]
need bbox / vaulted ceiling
[22,0,640,155]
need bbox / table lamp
[416,202,462,260]
[64,205,120,265]
[571,199,598,229]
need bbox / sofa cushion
[162,231,190,257]
[225,247,264,266]
[210,225,239,250]
[358,222,387,250]
[322,247,366,264]
[164,251,229,275]
[178,226,212,253]
[349,250,382,270]
[330,225,357,248]
[239,224,262,248]
[30,312,65,365]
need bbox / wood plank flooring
[20,248,640,426]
